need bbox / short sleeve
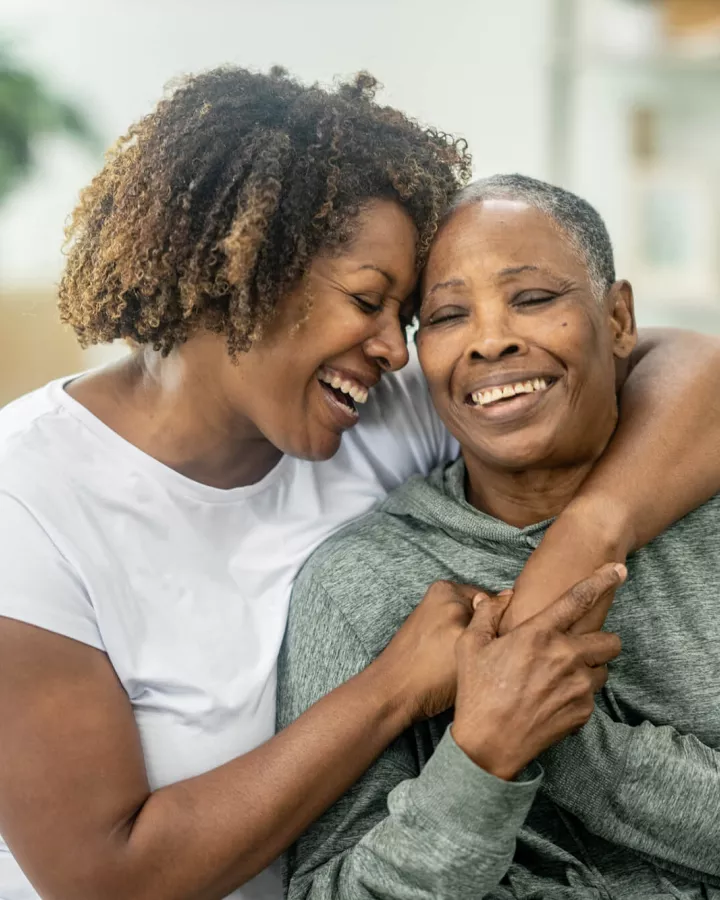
[0,492,104,650]
[340,350,459,492]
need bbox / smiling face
[417,199,637,474]
[216,198,419,461]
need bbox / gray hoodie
[278,458,720,900]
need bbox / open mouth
[319,380,358,413]
[317,366,369,419]
[465,376,557,409]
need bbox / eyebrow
[358,264,393,284]
[497,265,541,278]
[496,264,572,282]
[424,277,467,299]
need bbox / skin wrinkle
[447,174,616,303]
[418,198,636,529]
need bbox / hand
[452,563,626,781]
[374,580,484,725]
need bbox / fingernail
[497,589,514,597]
[613,563,627,580]
[473,592,489,610]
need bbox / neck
[463,454,596,529]
[66,343,282,489]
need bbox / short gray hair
[447,174,616,301]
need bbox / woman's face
[417,199,636,473]
[219,198,418,461]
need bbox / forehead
[331,199,418,282]
[425,199,588,286]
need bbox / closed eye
[421,305,468,327]
[351,294,383,315]
[513,292,556,309]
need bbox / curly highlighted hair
[59,66,471,356]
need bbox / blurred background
[2,0,720,406]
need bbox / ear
[606,280,637,360]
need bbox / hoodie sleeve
[539,708,720,883]
[277,569,540,900]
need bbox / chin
[285,432,343,463]
[468,437,556,472]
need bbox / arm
[505,328,720,629]
[539,708,720,883]
[0,495,474,900]
[0,617,427,900]
[280,574,539,900]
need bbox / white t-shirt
[0,355,456,900]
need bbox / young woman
[0,66,719,900]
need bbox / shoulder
[280,506,419,723]
[647,492,720,544]
[291,479,437,657]
[630,492,720,583]
[0,379,77,490]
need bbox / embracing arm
[505,328,720,629]
[0,493,476,900]
[540,709,720,883]
[0,615,431,900]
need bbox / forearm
[504,328,720,630]
[540,709,720,881]
[79,661,411,900]
[288,730,540,900]
[570,328,720,550]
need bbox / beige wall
[0,289,86,406]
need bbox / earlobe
[609,280,637,360]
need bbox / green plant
[0,41,98,206]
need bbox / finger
[473,588,513,611]
[531,563,627,634]
[589,665,609,693]
[467,592,514,646]
[441,582,486,613]
[575,631,622,667]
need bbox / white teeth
[347,385,369,404]
[470,377,553,407]
[317,368,369,404]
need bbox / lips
[458,373,560,423]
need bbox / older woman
[281,174,720,899]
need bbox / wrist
[358,655,416,735]
[556,492,634,560]
[450,722,520,782]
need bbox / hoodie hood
[381,457,552,551]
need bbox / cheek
[416,335,449,387]
[539,312,603,378]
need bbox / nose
[466,305,528,362]
[363,311,410,373]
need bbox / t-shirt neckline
[49,374,294,504]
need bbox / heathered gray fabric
[278,457,720,900]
